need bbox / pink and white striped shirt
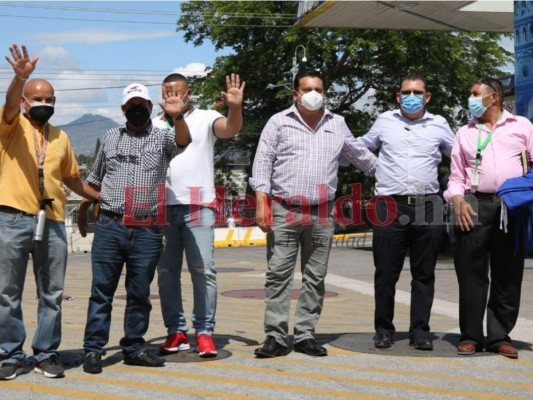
[250,105,377,204]
[444,110,533,201]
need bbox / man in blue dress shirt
[357,74,454,350]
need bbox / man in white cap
[79,83,191,374]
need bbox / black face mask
[125,104,150,128]
[29,104,55,124]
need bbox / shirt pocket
[142,144,163,171]
[105,149,123,172]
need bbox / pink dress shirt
[444,110,533,202]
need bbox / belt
[473,192,501,203]
[100,209,124,221]
[100,209,158,225]
[389,194,438,206]
[0,205,35,217]
[273,196,332,208]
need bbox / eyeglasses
[400,90,425,95]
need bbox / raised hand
[159,87,186,118]
[5,44,39,80]
[221,73,245,108]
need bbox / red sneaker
[196,334,217,358]
[159,331,190,354]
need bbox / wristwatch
[174,114,184,121]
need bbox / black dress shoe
[294,338,328,357]
[254,336,289,358]
[409,335,433,351]
[83,352,102,374]
[124,349,165,367]
[374,332,392,349]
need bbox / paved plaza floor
[2,238,533,399]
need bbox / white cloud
[170,63,210,77]
[39,46,80,69]
[31,30,174,45]
[0,47,209,125]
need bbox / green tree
[76,137,100,180]
[178,0,512,198]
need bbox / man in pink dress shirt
[445,77,533,359]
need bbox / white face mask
[299,90,324,111]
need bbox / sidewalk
[2,242,532,399]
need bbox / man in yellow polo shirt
[0,44,98,381]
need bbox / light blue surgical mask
[468,95,491,118]
[400,94,424,114]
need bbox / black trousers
[454,200,525,350]
[372,197,444,337]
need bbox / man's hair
[293,70,325,91]
[400,74,429,92]
[475,77,504,106]
[162,73,188,84]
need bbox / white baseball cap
[122,83,151,105]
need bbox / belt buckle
[407,196,416,206]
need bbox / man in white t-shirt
[154,73,245,357]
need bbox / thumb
[30,55,39,69]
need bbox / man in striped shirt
[251,70,377,358]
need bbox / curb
[213,228,373,248]
[68,228,373,251]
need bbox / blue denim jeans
[0,210,67,365]
[83,213,163,356]
[157,205,216,335]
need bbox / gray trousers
[263,201,334,346]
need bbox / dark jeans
[454,200,524,350]
[83,213,163,356]
[372,197,444,338]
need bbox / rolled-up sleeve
[86,137,106,188]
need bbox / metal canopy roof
[295,1,514,33]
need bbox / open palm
[5,44,39,79]
[221,73,245,108]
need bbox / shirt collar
[285,103,333,119]
[392,108,434,122]
[122,120,153,135]
[468,109,516,128]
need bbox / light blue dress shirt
[357,109,454,195]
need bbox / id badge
[470,170,480,192]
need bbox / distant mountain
[59,114,120,155]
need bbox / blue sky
[0,1,227,125]
[0,1,516,126]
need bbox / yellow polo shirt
[0,107,80,221]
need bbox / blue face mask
[468,95,489,118]
[400,94,424,114]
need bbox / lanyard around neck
[32,124,49,197]
[475,116,501,168]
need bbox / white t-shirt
[152,108,224,206]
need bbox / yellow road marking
[1,379,136,400]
